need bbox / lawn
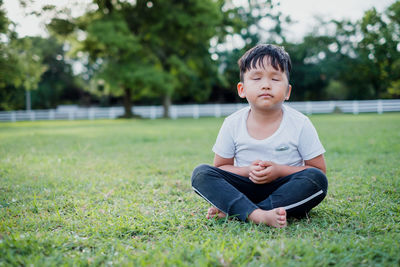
[0,113,399,266]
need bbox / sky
[278,0,395,41]
[3,0,397,42]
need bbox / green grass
[0,114,399,266]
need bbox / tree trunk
[163,94,171,118]
[123,87,133,118]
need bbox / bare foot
[248,208,287,228]
[206,206,227,219]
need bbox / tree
[29,36,84,109]
[211,0,291,103]
[284,36,334,101]
[284,1,400,101]
[128,1,223,117]
[0,0,46,110]
[316,2,400,100]
[356,2,400,98]
[48,0,224,117]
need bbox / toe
[276,208,286,215]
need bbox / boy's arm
[214,154,261,177]
[279,154,326,176]
[249,154,326,184]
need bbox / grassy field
[1,113,399,266]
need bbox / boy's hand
[249,161,282,184]
[248,160,264,175]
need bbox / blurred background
[1,0,399,118]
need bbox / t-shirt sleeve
[212,118,235,159]
[298,117,326,160]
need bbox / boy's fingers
[249,173,261,182]
[252,168,268,176]
[250,173,268,183]
[260,161,273,167]
[253,166,263,171]
[251,174,267,183]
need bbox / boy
[191,44,328,228]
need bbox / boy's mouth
[259,93,273,98]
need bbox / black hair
[238,44,292,82]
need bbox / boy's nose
[261,79,271,90]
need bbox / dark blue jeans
[191,164,328,221]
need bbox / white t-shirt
[212,105,325,167]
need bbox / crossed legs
[191,164,328,227]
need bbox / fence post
[109,108,114,119]
[131,106,135,118]
[215,104,221,118]
[193,105,199,119]
[150,106,156,119]
[352,100,359,115]
[306,102,312,115]
[30,111,35,121]
[330,101,335,113]
[11,112,16,122]
[377,99,383,114]
[89,108,95,120]
[49,110,55,120]
[68,111,74,120]
[171,106,177,119]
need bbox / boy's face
[237,57,291,112]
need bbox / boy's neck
[249,105,284,124]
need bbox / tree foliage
[212,0,291,102]
[29,37,84,109]
[2,0,399,112]
[357,2,400,98]
[48,0,224,117]
[290,1,400,100]
[0,0,46,110]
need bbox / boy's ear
[285,84,292,100]
[237,82,246,98]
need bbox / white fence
[0,100,399,122]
